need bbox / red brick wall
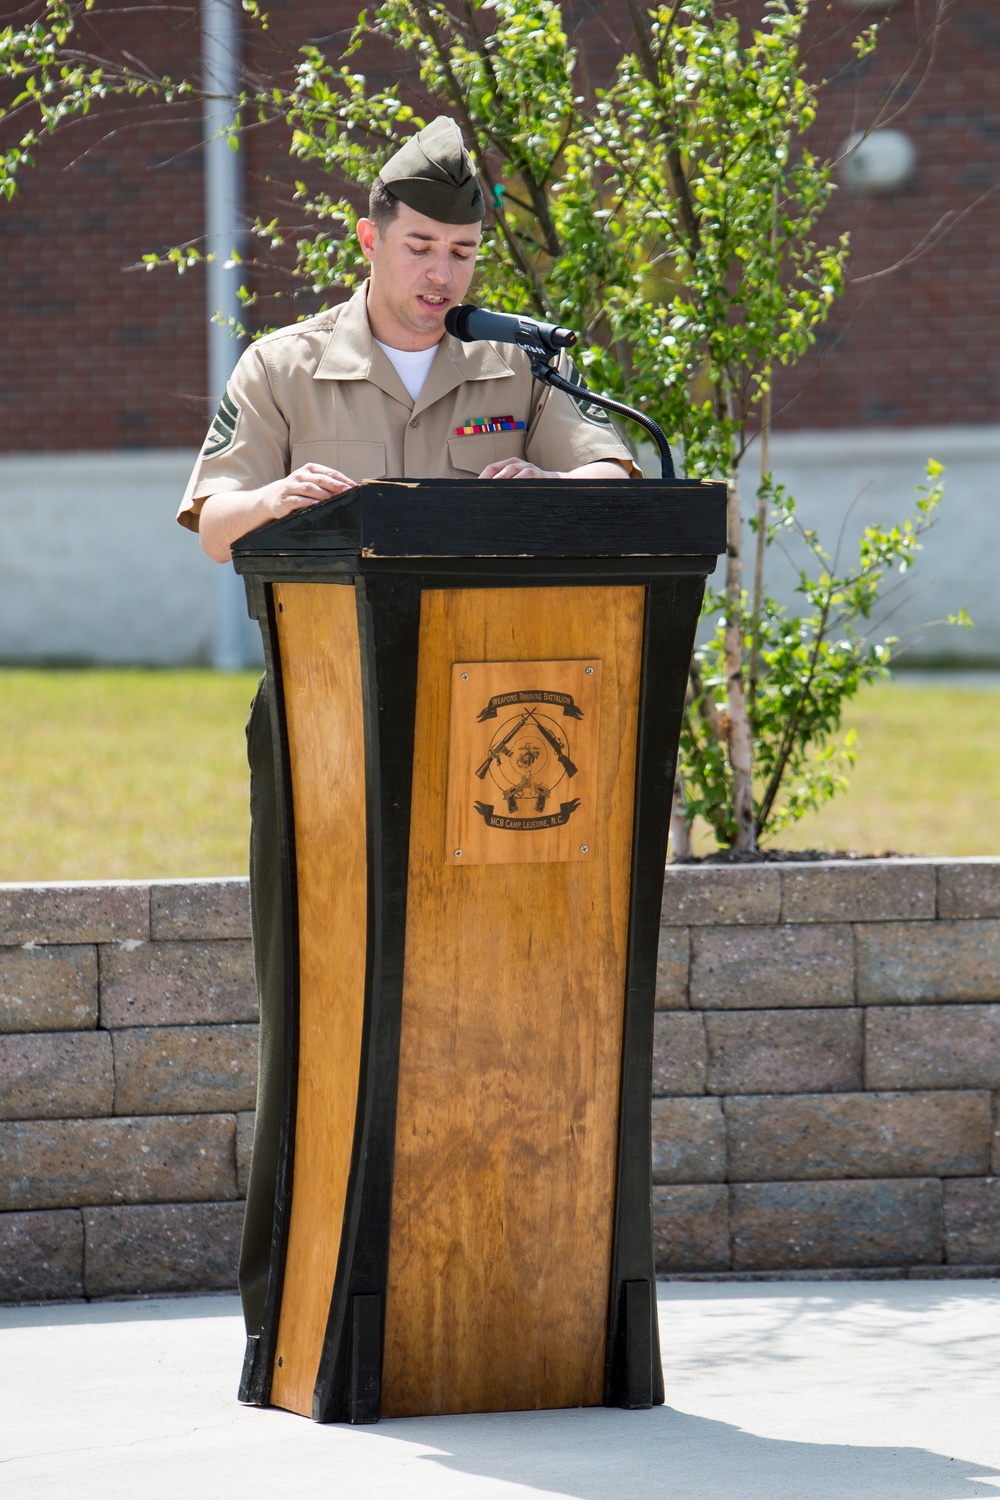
[0,0,995,452]
[0,0,362,452]
[770,1,1000,429]
[1,3,210,450]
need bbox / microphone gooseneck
[444,303,675,479]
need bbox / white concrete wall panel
[1,429,998,665]
[0,452,215,665]
[761,427,1000,665]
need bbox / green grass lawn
[686,678,1000,859]
[0,669,260,882]
[0,669,996,882]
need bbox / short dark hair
[368,176,401,232]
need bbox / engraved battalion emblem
[473,690,583,831]
[445,661,602,866]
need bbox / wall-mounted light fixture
[840,129,917,195]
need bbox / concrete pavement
[2,1280,1000,1498]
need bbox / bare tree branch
[850,182,1000,284]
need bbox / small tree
[680,462,959,850]
[2,0,957,852]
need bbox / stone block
[730,1178,943,1270]
[706,1008,863,1095]
[856,920,1000,1003]
[690,924,854,1009]
[0,1209,84,1301]
[654,923,689,1009]
[0,944,98,1033]
[780,860,935,924]
[937,860,1000,920]
[0,1115,238,1211]
[651,1097,725,1183]
[0,1031,113,1121]
[99,940,257,1027]
[83,1201,244,1297]
[0,883,148,945]
[652,1012,706,1096]
[725,1091,990,1182]
[661,865,781,927]
[112,1024,258,1115]
[652,1184,730,1272]
[865,1005,1000,1090]
[236,1111,255,1197]
[150,880,252,941]
[944,1178,1000,1265]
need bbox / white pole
[202,0,258,670]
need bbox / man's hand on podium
[255,463,358,518]
[478,457,630,481]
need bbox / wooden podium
[231,479,726,1424]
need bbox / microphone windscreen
[444,305,473,340]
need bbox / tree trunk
[724,468,756,851]
[669,766,693,861]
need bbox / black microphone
[445,304,576,356]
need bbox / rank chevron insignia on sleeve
[203,392,241,457]
[564,359,613,427]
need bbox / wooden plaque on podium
[231,479,726,1423]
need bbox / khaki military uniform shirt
[177,285,637,529]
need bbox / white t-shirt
[375,340,439,403]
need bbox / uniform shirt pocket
[447,431,527,475]
[290,439,387,481]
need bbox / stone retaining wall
[0,881,256,1302]
[653,859,1000,1277]
[2,861,999,1302]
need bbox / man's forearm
[198,490,277,564]
[198,464,358,564]
[566,460,632,479]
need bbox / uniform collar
[314,283,515,413]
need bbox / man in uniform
[177,117,638,1340]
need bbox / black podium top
[231,479,726,580]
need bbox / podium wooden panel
[231,479,726,1424]
[383,584,642,1416]
[268,582,367,1414]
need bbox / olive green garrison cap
[380,117,485,225]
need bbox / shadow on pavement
[384,1404,1000,1500]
